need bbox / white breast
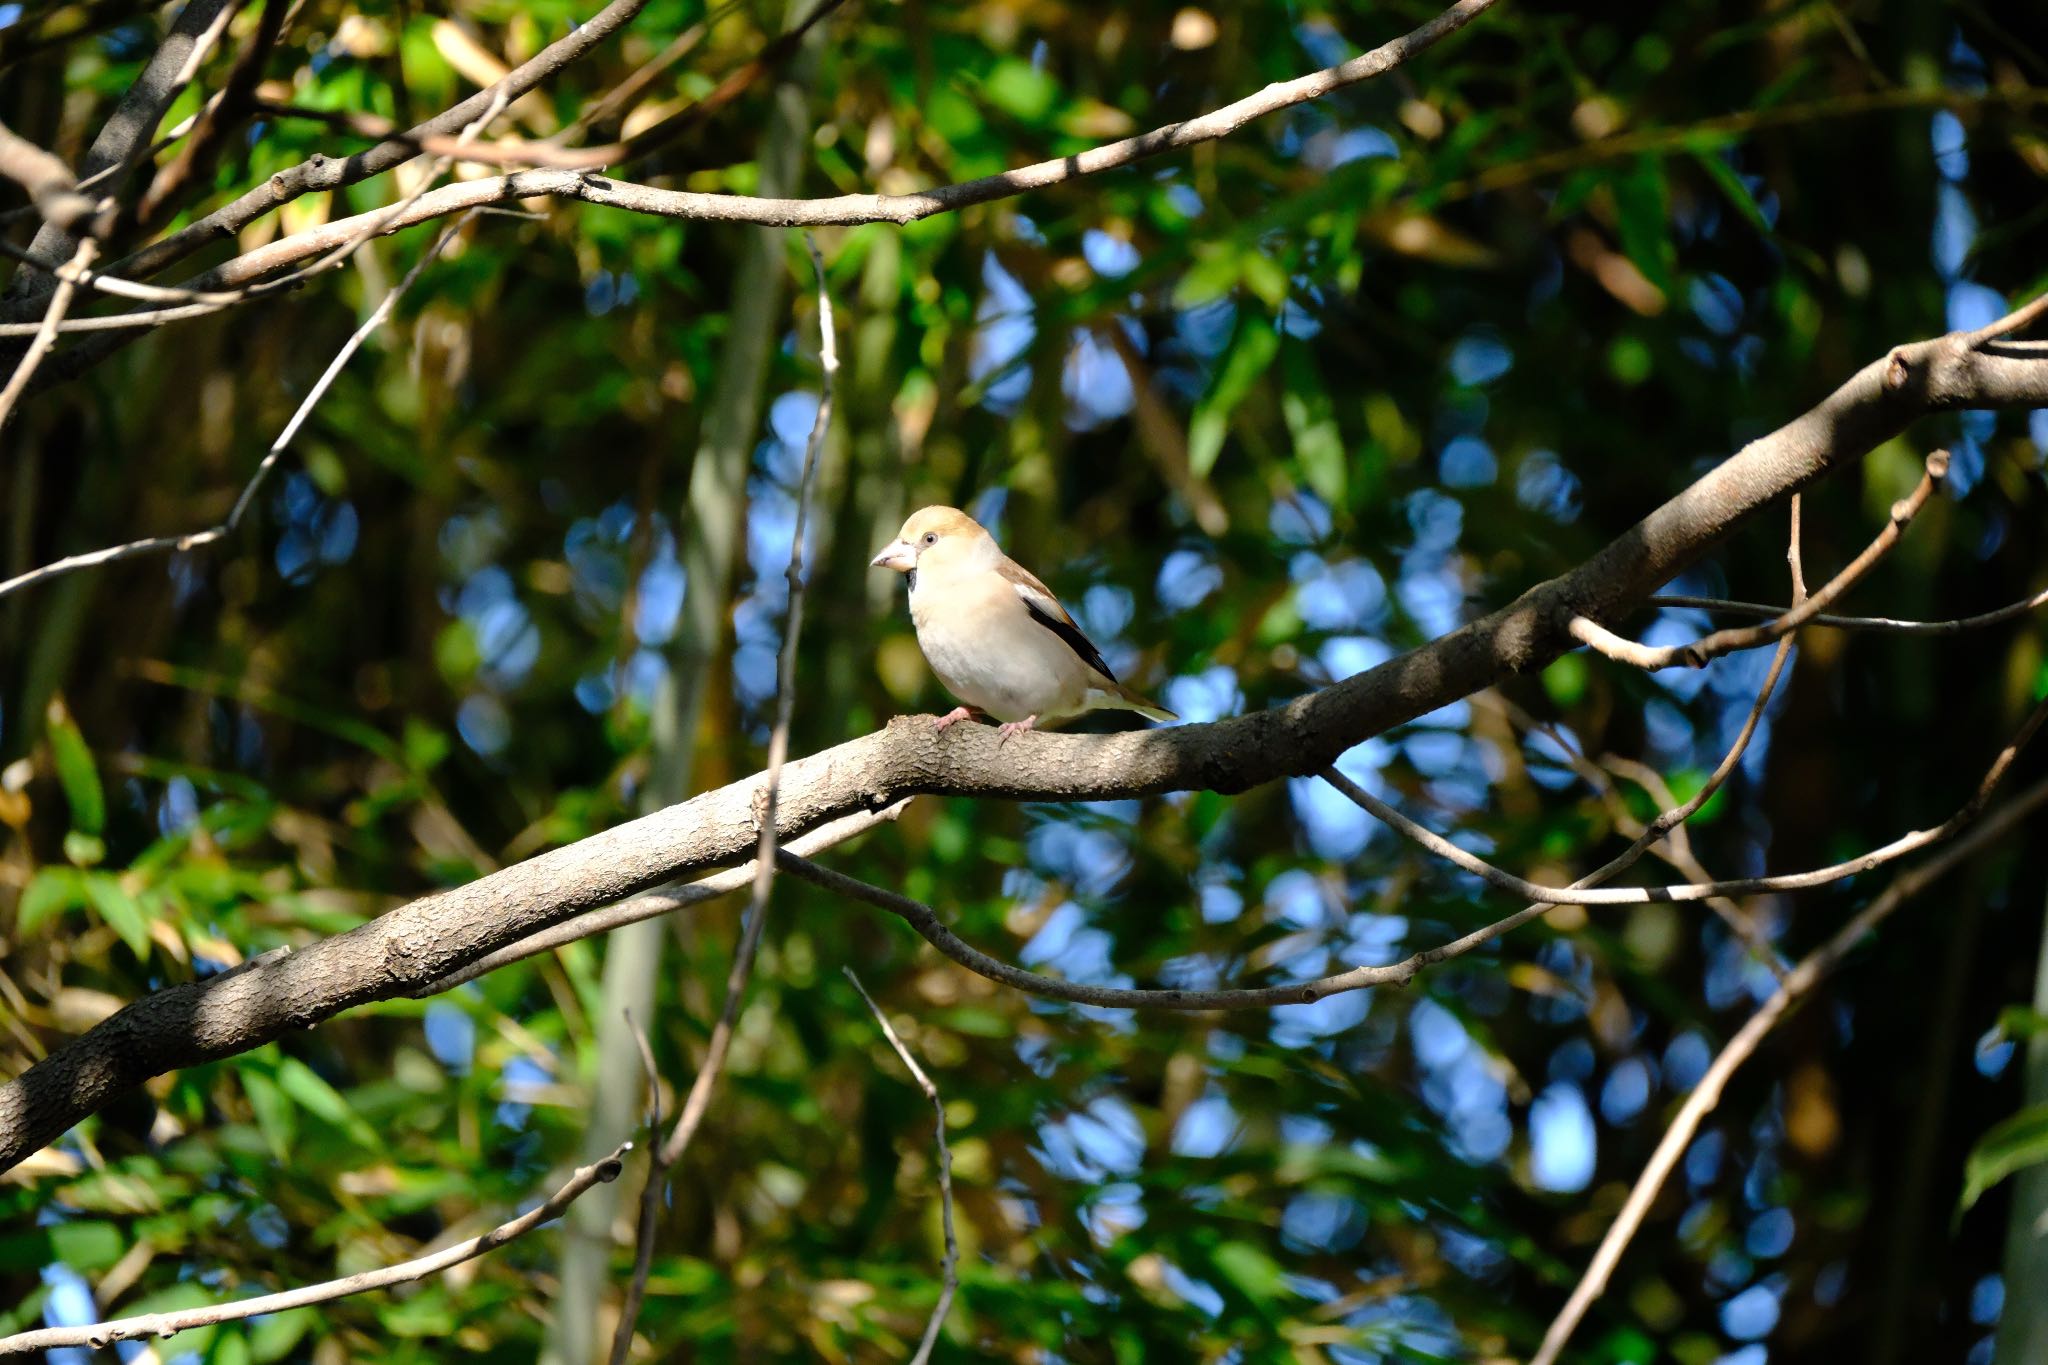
[910,572,1092,723]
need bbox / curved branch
[1320,681,2042,905]
[1570,449,1948,670]
[1529,773,2048,1365]
[1644,587,2048,635]
[1,305,2045,1173]
[78,0,656,294]
[0,1141,631,1357]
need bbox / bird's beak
[869,539,916,572]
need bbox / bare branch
[8,0,1489,381]
[0,215,469,605]
[0,86,511,343]
[1511,495,1807,963]
[844,968,958,1365]
[7,0,236,279]
[779,648,2038,1014]
[412,801,909,997]
[0,1140,632,1357]
[1645,586,2048,636]
[2,304,2045,1174]
[91,0,656,293]
[1529,773,2048,1365]
[0,238,94,434]
[0,121,98,231]
[609,235,839,1363]
[134,0,291,230]
[1571,449,1948,670]
[557,0,747,141]
[1320,684,2043,907]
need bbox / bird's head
[870,506,996,582]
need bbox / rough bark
[0,321,2043,1174]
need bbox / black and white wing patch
[1012,580,1117,683]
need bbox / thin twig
[24,0,1489,342]
[0,87,510,340]
[83,0,656,292]
[843,968,958,1365]
[1572,451,1948,670]
[1505,499,1804,965]
[0,237,94,433]
[1529,772,2048,1365]
[779,684,2044,1012]
[1320,683,2042,907]
[554,0,748,141]
[1644,586,2048,635]
[608,235,839,1364]
[0,1141,632,1357]
[0,214,472,604]
[5,0,235,285]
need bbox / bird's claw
[996,716,1038,745]
[932,706,976,733]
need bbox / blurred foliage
[4,0,2048,1361]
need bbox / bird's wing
[994,557,1119,684]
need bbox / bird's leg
[996,714,1038,744]
[932,706,979,733]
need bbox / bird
[870,505,1176,739]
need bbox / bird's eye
[922,532,938,546]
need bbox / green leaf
[44,1220,124,1271]
[1691,150,1774,238]
[1541,654,1588,708]
[982,59,1058,124]
[17,866,88,935]
[1187,316,1278,479]
[1959,1103,2048,1214]
[1280,345,1344,506]
[249,1307,317,1363]
[1173,246,1243,309]
[1239,251,1290,310]
[242,1069,295,1160]
[63,830,106,867]
[1210,1239,1287,1304]
[1997,1006,2048,1040]
[45,698,104,836]
[1611,160,1673,293]
[276,1057,381,1148]
[85,874,152,957]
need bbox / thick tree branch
[0,1140,631,1357]
[1,305,2044,1173]
[6,0,236,288]
[0,121,99,232]
[411,801,908,996]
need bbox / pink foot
[932,706,976,733]
[996,715,1038,744]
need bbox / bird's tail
[1093,681,1177,724]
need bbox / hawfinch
[870,506,1177,737]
